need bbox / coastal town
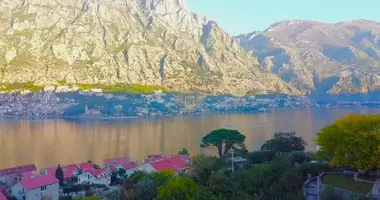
[0,85,380,118]
[0,154,192,200]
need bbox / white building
[77,168,111,186]
[11,175,59,200]
[91,88,102,93]
[44,86,55,92]
[56,86,69,93]
[124,163,156,177]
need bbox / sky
[187,0,380,36]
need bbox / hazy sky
[187,0,380,35]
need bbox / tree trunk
[218,146,223,159]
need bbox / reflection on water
[0,107,379,169]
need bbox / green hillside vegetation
[0,82,167,94]
[77,83,168,93]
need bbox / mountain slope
[236,20,380,94]
[0,0,298,96]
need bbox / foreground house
[77,168,111,186]
[40,166,75,182]
[0,164,37,186]
[11,175,59,200]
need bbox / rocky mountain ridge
[0,0,298,96]
[236,19,380,94]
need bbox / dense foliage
[200,129,246,158]
[118,130,332,200]
[261,132,307,152]
[315,113,380,171]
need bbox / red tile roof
[42,166,75,179]
[109,166,118,173]
[83,168,108,178]
[77,162,93,171]
[179,154,191,162]
[0,192,6,200]
[64,164,78,171]
[166,155,189,170]
[21,171,36,178]
[0,164,36,176]
[121,162,137,170]
[63,170,75,179]
[0,187,8,200]
[20,175,59,190]
[144,155,164,164]
[150,160,178,172]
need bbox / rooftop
[144,155,164,164]
[0,164,36,176]
[150,160,178,173]
[166,155,189,170]
[121,162,137,170]
[20,175,59,190]
[83,168,108,178]
[77,162,93,171]
[0,192,6,200]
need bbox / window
[41,185,47,191]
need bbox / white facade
[12,182,59,200]
[124,163,156,177]
[77,172,111,186]
[91,89,102,93]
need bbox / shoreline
[0,106,374,121]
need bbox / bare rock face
[0,0,298,96]
[236,20,380,94]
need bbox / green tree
[135,178,157,200]
[151,170,175,186]
[189,155,221,185]
[315,114,380,171]
[201,129,246,159]
[178,148,189,155]
[157,176,199,200]
[55,164,64,186]
[247,151,276,164]
[118,168,126,177]
[261,132,306,153]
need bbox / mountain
[0,0,298,96]
[235,19,380,95]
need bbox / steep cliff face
[0,0,298,96]
[236,20,380,94]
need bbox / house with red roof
[77,168,111,186]
[150,159,178,173]
[143,155,164,164]
[165,155,190,171]
[11,174,59,200]
[40,165,76,181]
[104,156,131,168]
[0,164,37,186]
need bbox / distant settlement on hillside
[0,85,379,118]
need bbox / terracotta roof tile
[150,160,177,172]
[121,162,137,170]
[20,175,58,190]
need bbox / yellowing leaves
[316,114,380,170]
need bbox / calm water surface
[1,108,379,169]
